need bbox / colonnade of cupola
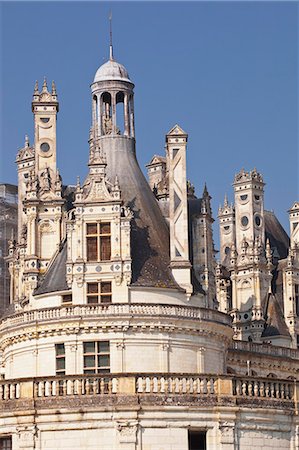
[91,88,134,138]
[90,43,135,139]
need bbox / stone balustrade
[0,373,295,406]
[232,377,293,400]
[0,304,231,331]
[230,340,299,360]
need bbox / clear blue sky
[0,1,298,248]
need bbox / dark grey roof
[104,138,178,289]
[187,197,206,295]
[188,197,203,219]
[34,242,68,295]
[264,210,289,260]
[262,292,290,338]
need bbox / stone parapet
[0,373,295,410]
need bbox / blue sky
[0,1,298,247]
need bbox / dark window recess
[241,216,249,227]
[0,437,12,450]
[62,294,72,304]
[188,430,206,450]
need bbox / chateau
[1,38,299,450]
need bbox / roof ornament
[25,135,30,148]
[223,193,229,208]
[52,80,57,95]
[42,77,48,93]
[34,80,39,94]
[109,11,114,61]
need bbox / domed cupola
[93,59,131,84]
[91,41,135,138]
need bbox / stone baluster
[179,378,183,394]
[254,381,259,397]
[164,377,169,394]
[149,377,154,393]
[248,380,253,396]
[157,377,161,393]
[10,383,16,399]
[242,381,247,396]
[270,382,275,398]
[100,378,105,394]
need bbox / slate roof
[34,241,68,295]
[104,140,179,289]
[264,210,290,260]
[262,292,291,338]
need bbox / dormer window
[86,222,111,261]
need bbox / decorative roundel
[40,117,50,123]
[241,216,249,227]
[255,215,261,226]
[40,142,50,152]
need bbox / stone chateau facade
[0,40,299,450]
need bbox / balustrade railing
[232,377,293,400]
[0,373,295,405]
[230,340,299,360]
[136,375,217,395]
[0,304,231,331]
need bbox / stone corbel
[116,421,138,444]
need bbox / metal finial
[25,135,29,148]
[109,11,113,60]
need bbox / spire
[34,80,39,95]
[203,182,208,197]
[24,135,30,148]
[109,11,114,60]
[51,80,57,95]
[224,193,229,208]
[42,77,48,93]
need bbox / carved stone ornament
[219,421,235,444]
[116,421,138,444]
[17,425,37,449]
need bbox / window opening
[83,341,110,374]
[0,437,12,450]
[87,282,112,304]
[86,222,111,261]
[55,343,66,375]
[188,430,206,450]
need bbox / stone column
[124,94,130,136]
[112,92,117,135]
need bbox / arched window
[101,92,112,135]
[116,91,125,135]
